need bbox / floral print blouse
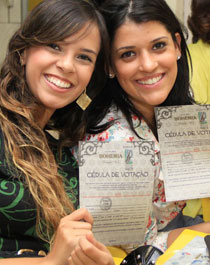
[76,106,185,252]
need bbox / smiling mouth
[137,74,163,85]
[45,74,72,89]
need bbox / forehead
[58,23,101,55]
[112,20,172,48]
[63,22,100,44]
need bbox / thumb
[86,232,109,253]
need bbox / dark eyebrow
[115,46,135,53]
[115,36,169,53]
[151,36,169,43]
[58,40,98,56]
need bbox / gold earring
[20,57,24,66]
[17,50,24,66]
[76,89,92,110]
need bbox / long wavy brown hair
[0,0,109,243]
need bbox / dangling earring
[17,50,25,66]
[20,57,25,66]
[109,73,115,79]
[177,55,181,60]
[76,88,92,110]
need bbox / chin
[151,96,169,106]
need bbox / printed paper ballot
[78,140,155,245]
[155,104,210,202]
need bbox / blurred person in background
[183,0,210,224]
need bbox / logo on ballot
[125,149,133,164]
[198,111,208,129]
[125,149,133,171]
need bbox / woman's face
[23,23,100,118]
[111,20,181,116]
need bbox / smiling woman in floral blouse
[78,0,209,254]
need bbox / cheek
[25,66,34,91]
[81,67,95,86]
[168,58,178,82]
[162,52,177,70]
[114,62,134,81]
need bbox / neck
[135,104,154,125]
[37,108,55,129]
[144,111,155,128]
[133,103,157,137]
[144,112,158,138]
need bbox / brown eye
[78,54,92,62]
[153,42,166,50]
[47,43,60,51]
[120,51,135,58]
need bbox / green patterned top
[0,130,79,254]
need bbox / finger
[65,221,92,230]
[71,246,97,265]
[67,228,92,238]
[69,249,85,265]
[64,208,93,223]
[86,232,110,254]
[57,216,92,233]
[67,208,94,224]
[79,235,113,265]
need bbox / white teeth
[138,75,162,85]
[46,75,71,88]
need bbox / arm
[0,257,49,265]
[0,208,94,265]
[167,221,210,247]
[0,208,115,265]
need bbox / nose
[138,52,158,72]
[56,55,75,73]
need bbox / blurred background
[0,0,193,65]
